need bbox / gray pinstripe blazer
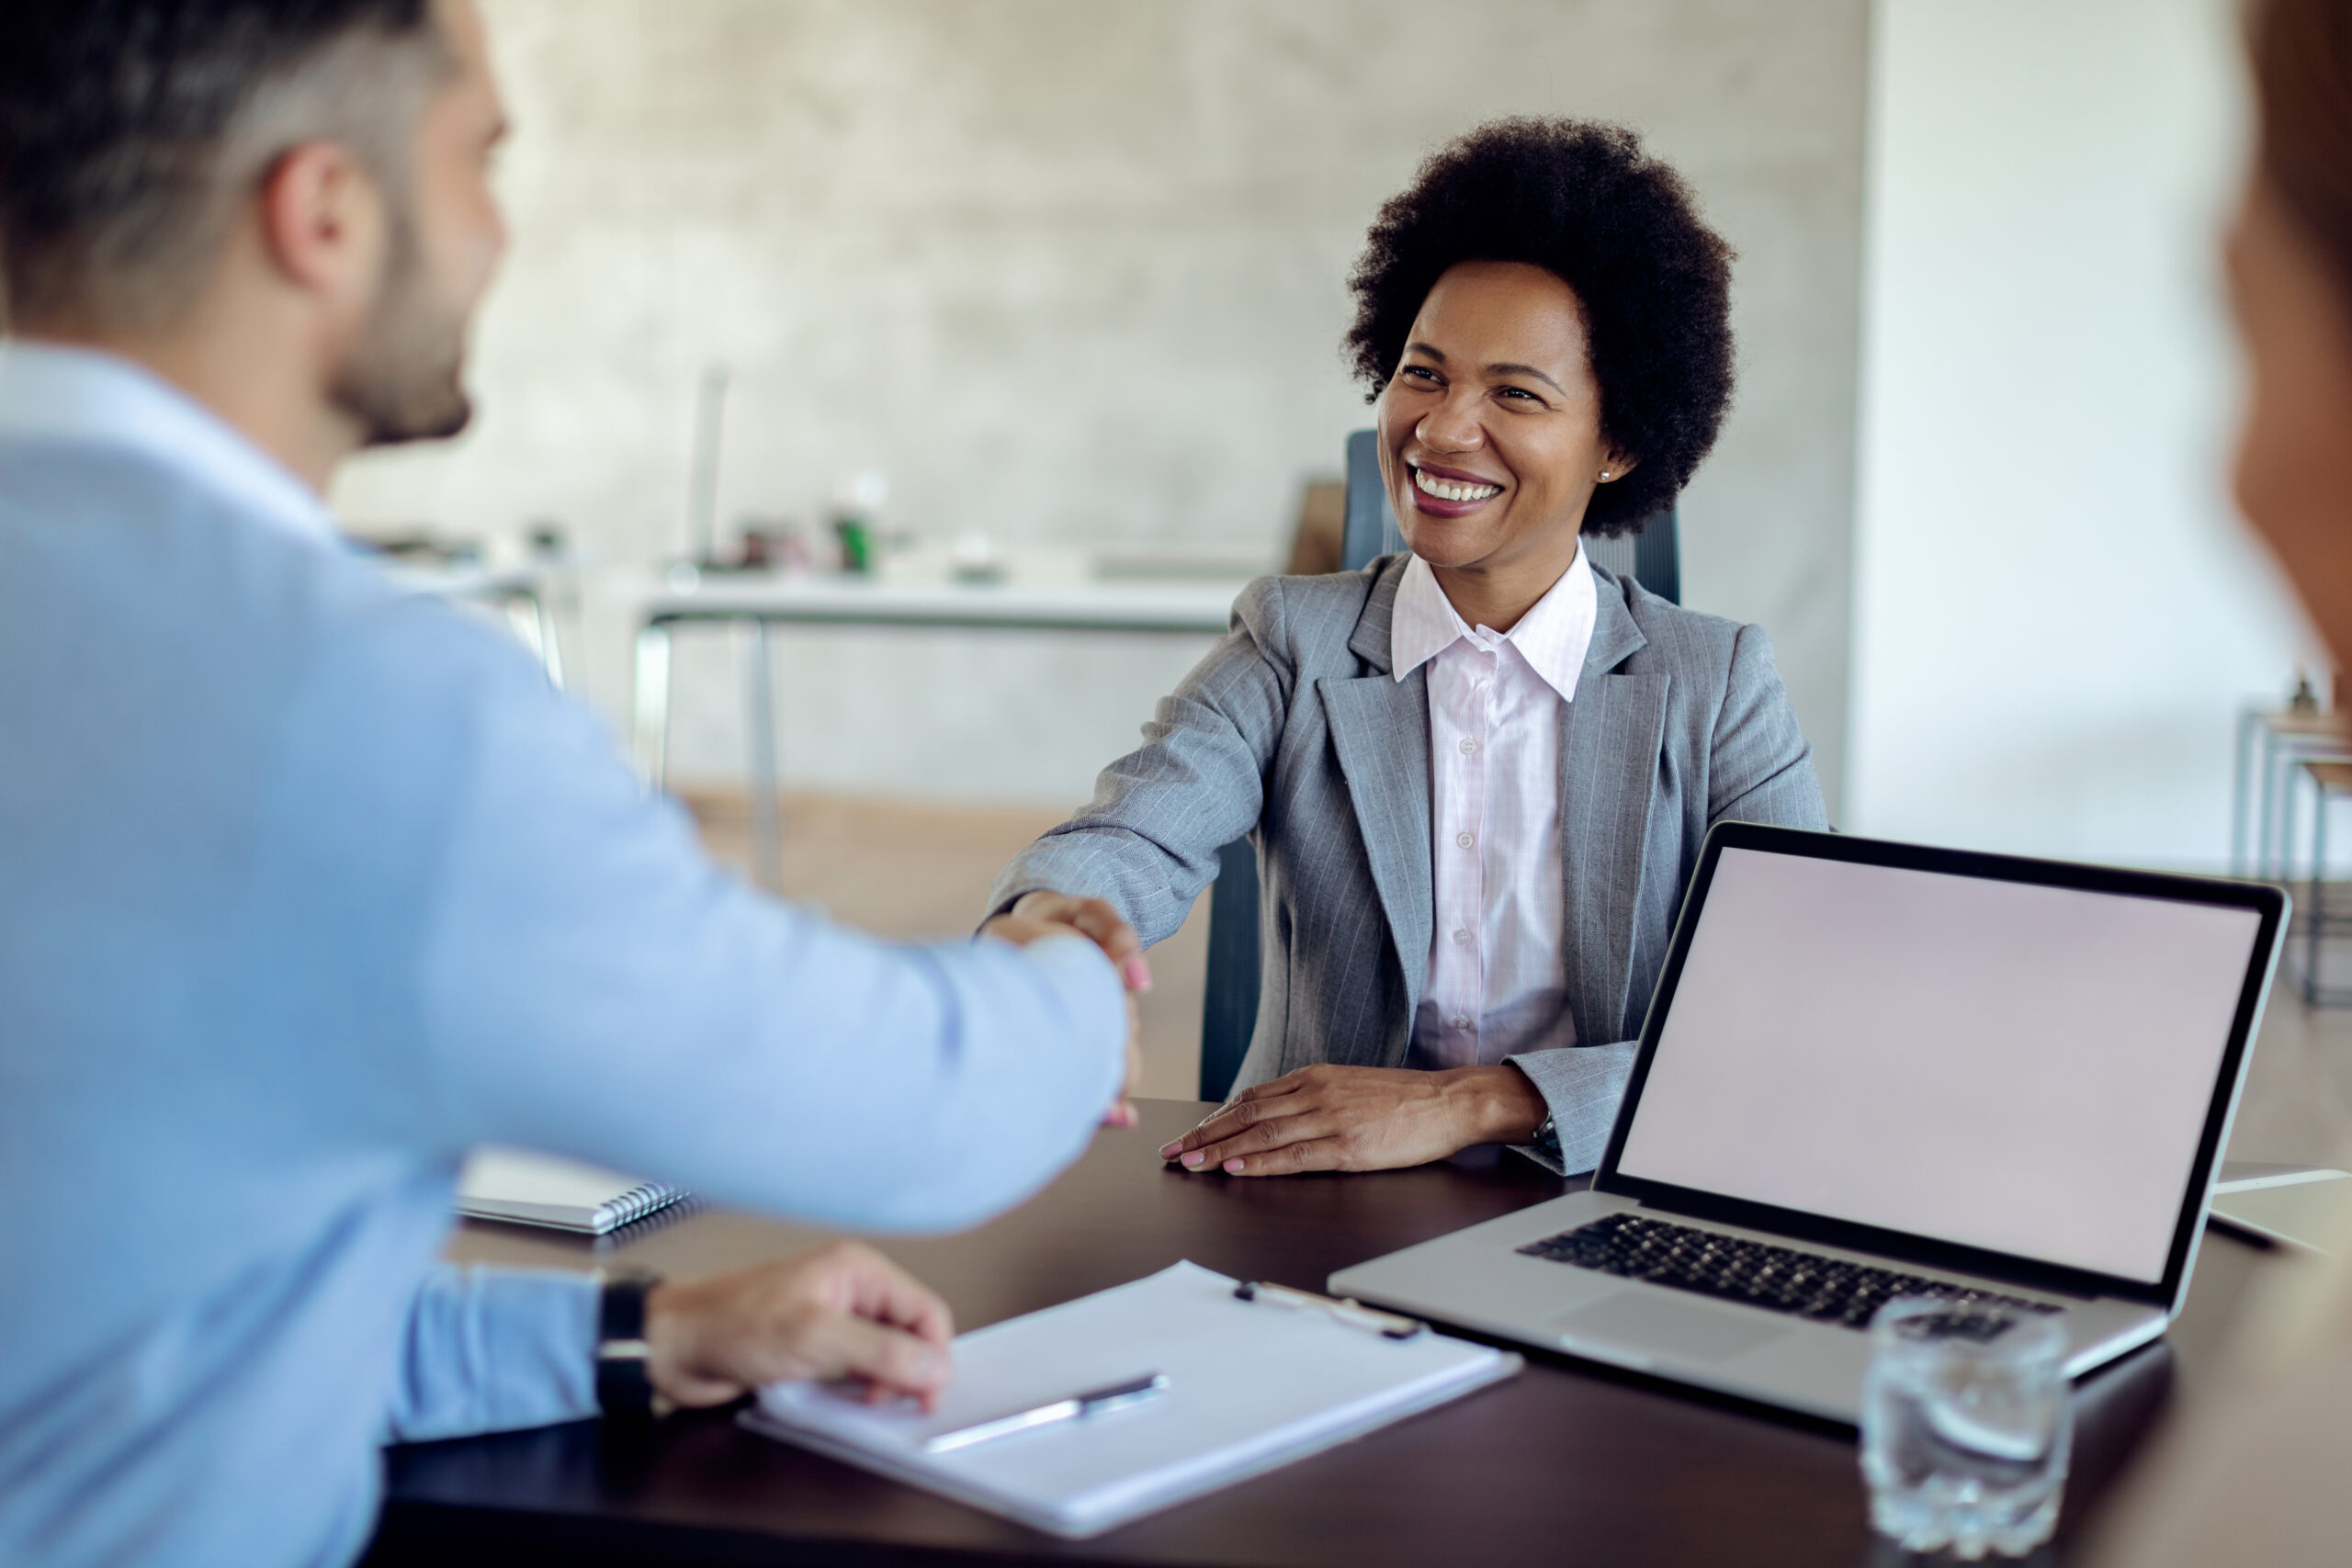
[987,554,1828,1172]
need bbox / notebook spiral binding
[595,1193,705,1254]
[604,1182,685,1229]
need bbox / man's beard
[330,206,474,448]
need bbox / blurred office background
[326,0,2324,1099]
[334,0,1868,803]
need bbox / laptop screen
[1613,845,2265,1285]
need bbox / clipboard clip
[1233,1280,1427,1340]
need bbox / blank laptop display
[1614,847,2265,1285]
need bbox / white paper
[742,1260,1519,1538]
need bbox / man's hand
[983,891,1151,992]
[981,891,1149,1127]
[643,1241,955,1412]
[1159,1064,1548,1177]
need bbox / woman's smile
[1408,460,1507,515]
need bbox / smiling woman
[984,118,1828,1179]
[1348,118,1734,549]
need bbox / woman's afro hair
[1343,118,1735,537]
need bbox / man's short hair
[0,0,448,333]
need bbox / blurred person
[2088,1,2352,1562]
[0,3,1137,1564]
[983,121,1828,1180]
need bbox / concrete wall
[1847,0,2312,869]
[332,0,1871,813]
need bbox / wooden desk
[368,1100,2262,1567]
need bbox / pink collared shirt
[1390,548,1599,1070]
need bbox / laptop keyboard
[1516,1213,2063,1332]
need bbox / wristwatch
[594,1269,662,1422]
[1529,1112,1559,1152]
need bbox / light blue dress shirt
[0,342,1127,1568]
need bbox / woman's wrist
[1441,1065,1550,1146]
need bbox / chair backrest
[1340,428,1406,570]
[1582,511,1681,607]
[1195,432,1681,1101]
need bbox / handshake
[978,893,1553,1180]
[640,893,1156,1425]
[980,891,1153,1131]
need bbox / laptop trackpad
[1556,1292,1791,1362]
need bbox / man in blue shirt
[0,2,1140,1563]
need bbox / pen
[921,1372,1169,1454]
[1233,1280,1427,1339]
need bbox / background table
[625,570,1247,889]
[387,560,570,689]
[366,1100,2267,1567]
[2232,705,2352,880]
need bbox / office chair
[1196,431,1682,1101]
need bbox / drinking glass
[1860,1296,2072,1559]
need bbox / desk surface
[369,1100,2265,1567]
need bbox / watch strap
[595,1269,661,1421]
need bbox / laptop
[1329,822,2286,1423]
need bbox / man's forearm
[381,1263,600,1445]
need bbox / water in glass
[1860,1296,2072,1559]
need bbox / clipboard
[740,1259,1521,1538]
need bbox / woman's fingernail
[1113,1103,1137,1127]
[1124,957,1153,991]
[1159,1142,1182,1158]
[1182,1151,1204,1168]
[1223,1158,1245,1174]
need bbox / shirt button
[1456,831,1476,849]
[1452,1016,1473,1031]
[1458,738,1478,755]
[1453,928,1474,945]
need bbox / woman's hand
[644,1241,955,1411]
[982,891,1152,992]
[979,891,1148,1127]
[1159,1063,1549,1176]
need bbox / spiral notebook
[741,1260,1521,1539]
[454,1147,688,1235]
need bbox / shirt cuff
[1502,1041,1642,1178]
[1502,1057,1569,1175]
[384,1264,603,1444]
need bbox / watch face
[599,1273,660,1337]
[596,1274,662,1419]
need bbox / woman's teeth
[1413,468,1501,504]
